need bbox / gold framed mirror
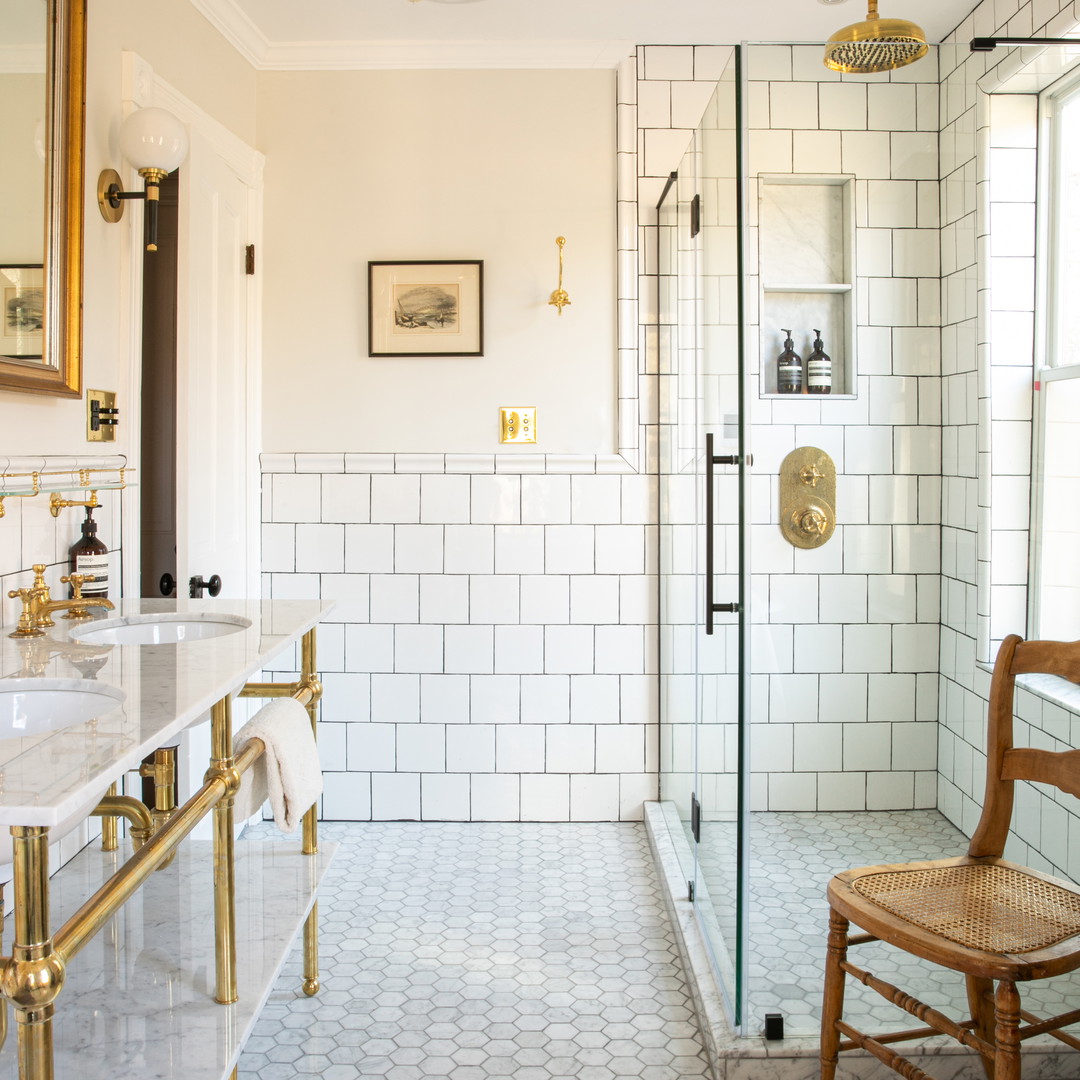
[0,0,84,396]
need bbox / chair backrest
[968,633,1080,859]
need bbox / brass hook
[548,236,571,315]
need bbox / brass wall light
[97,107,189,252]
[823,0,928,73]
[548,236,571,315]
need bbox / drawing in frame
[368,260,483,357]
[0,265,44,362]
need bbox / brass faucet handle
[6,589,43,639]
[59,575,94,620]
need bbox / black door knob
[189,574,222,598]
[159,572,175,597]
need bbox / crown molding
[190,0,632,69]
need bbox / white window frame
[1030,72,1080,639]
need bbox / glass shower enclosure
[657,48,752,1030]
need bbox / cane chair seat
[820,634,1080,1080]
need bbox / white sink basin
[0,678,125,737]
[71,612,252,646]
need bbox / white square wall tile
[496,725,545,772]
[843,722,893,770]
[273,474,321,523]
[321,474,371,523]
[445,724,495,771]
[347,723,396,772]
[595,625,645,675]
[370,474,421,524]
[521,674,571,725]
[769,81,819,129]
[346,524,395,573]
[571,475,622,524]
[471,475,521,524]
[370,574,419,623]
[420,575,470,624]
[420,474,471,524]
[394,625,444,674]
[371,674,420,725]
[321,771,371,820]
[471,774,520,821]
[494,525,546,574]
[819,83,867,130]
[521,774,570,820]
[394,525,444,574]
[444,525,495,574]
[371,773,420,820]
[546,525,595,574]
[495,625,545,675]
[570,675,621,725]
[295,523,344,573]
[421,674,471,726]
[521,476,571,524]
[520,575,570,624]
[596,726,646,772]
[570,774,621,821]
[470,575,520,624]
[444,625,495,675]
[471,677,522,726]
[397,723,446,773]
[420,775,470,820]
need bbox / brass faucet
[7,565,113,638]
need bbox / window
[1032,76,1080,639]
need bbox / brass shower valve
[780,447,836,549]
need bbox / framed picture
[368,260,483,357]
[0,265,44,361]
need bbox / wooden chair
[820,633,1080,1080]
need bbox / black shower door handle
[704,432,746,635]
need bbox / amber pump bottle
[776,328,803,394]
[68,507,109,597]
[806,329,832,395]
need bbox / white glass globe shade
[119,107,189,173]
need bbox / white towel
[232,697,322,833]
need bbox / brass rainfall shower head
[823,0,928,73]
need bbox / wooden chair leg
[993,980,1021,1080]
[820,907,849,1080]
[966,975,996,1080]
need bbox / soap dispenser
[776,328,803,394]
[68,507,109,598]
[806,329,832,395]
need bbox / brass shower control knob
[793,504,832,538]
[780,447,837,549]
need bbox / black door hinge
[690,193,701,238]
[691,792,701,843]
[245,244,256,275]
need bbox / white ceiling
[190,0,979,69]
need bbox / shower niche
[759,174,856,397]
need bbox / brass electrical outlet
[780,446,836,548]
[500,407,536,444]
[86,389,118,442]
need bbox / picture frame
[368,260,483,357]
[0,265,44,362]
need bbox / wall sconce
[97,107,189,252]
[548,236,571,315]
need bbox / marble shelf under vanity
[0,597,332,827]
[0,837,336,1079]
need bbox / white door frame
[120,52,264,601]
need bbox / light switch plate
[86,389,118,442]
[500,407,536,444]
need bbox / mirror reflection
[0,0,46,365]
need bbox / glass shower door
[657,47,749,1029]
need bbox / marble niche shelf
[758,175,857,399]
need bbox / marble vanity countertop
[0,598,332,826]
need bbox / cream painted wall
[258,69,617,455]
[0,0,256,455]
[0,75,46,262]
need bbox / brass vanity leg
[8,826,64,1080]
[100,782,118,852]
[208,696,238,1005]
[300,628,321,997]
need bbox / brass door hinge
[245,244,256,275]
